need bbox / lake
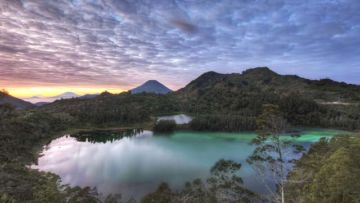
[32,128,348,199]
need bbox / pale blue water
[157,114,193,124]
[33,129,349,199]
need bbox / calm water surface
[33,129,348,199]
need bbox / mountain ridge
[38,67,360,130]
[24,92,79,103]
[0,91,34,109]
[179,67,360,102]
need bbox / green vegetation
[177,68,360,131]
[142,159,258,203]
[153,120,177,133]
[70,128,144,143]
[247,104,304,203]
[0,103,15,120]
[0,90,34,110]
[39,92,179,126]
[0,104,89,202]
[285,135,360,203]
[189,114,256,131]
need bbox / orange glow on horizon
[6,86,125,98]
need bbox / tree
[285,135,360,203]
[64,186,100,203]
[104,194,123,203]
[177,160,257,203]
[142,160,257,203]
[153,120,176,133]
[207,159,257,203]
[0,193,16,203]
[0,89,9,95]
[309,147,360,202]
[247,104,304,203]
[0,103,15,119]
[178,178,210,203]
[142,183,173,203]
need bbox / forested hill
[178,67,360,103]
[176,67,360,130]
[0,91,34,110]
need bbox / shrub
[153,120,176,133]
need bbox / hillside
[39,67,360,130]
[175,67,360,130]
[179,67,360,102]
[39,92,179,125]
[0,91,34,109]
[131,80,172,94]
[176,67,360,115]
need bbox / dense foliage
[176,68,360,131]
[248,104,305,203]
[141,159,258,203]
[153,120,177,133]
[40,92,179,126]
[0,90,34,110]
[285,135,360,203]
[189,114,256,131]
[0,106,78,202]
[70,129,144,143]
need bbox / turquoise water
[33,129,349,199]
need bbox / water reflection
[33,129,346,199]
[70,128,144,143]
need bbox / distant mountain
[131,80,172,94]
[0,91,34,109]
[24,92,79,103]
[79,94,99,99]
[34,102,50,107]
[179,67,360,103]
[55,92,78,98]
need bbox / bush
[153,120,176,133]
[189,115,256,132]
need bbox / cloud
[170,19,197,34]
[0,0,359,91]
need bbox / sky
[1,0,360,98]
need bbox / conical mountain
[131,80,172,94]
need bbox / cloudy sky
[1,0,360,97]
